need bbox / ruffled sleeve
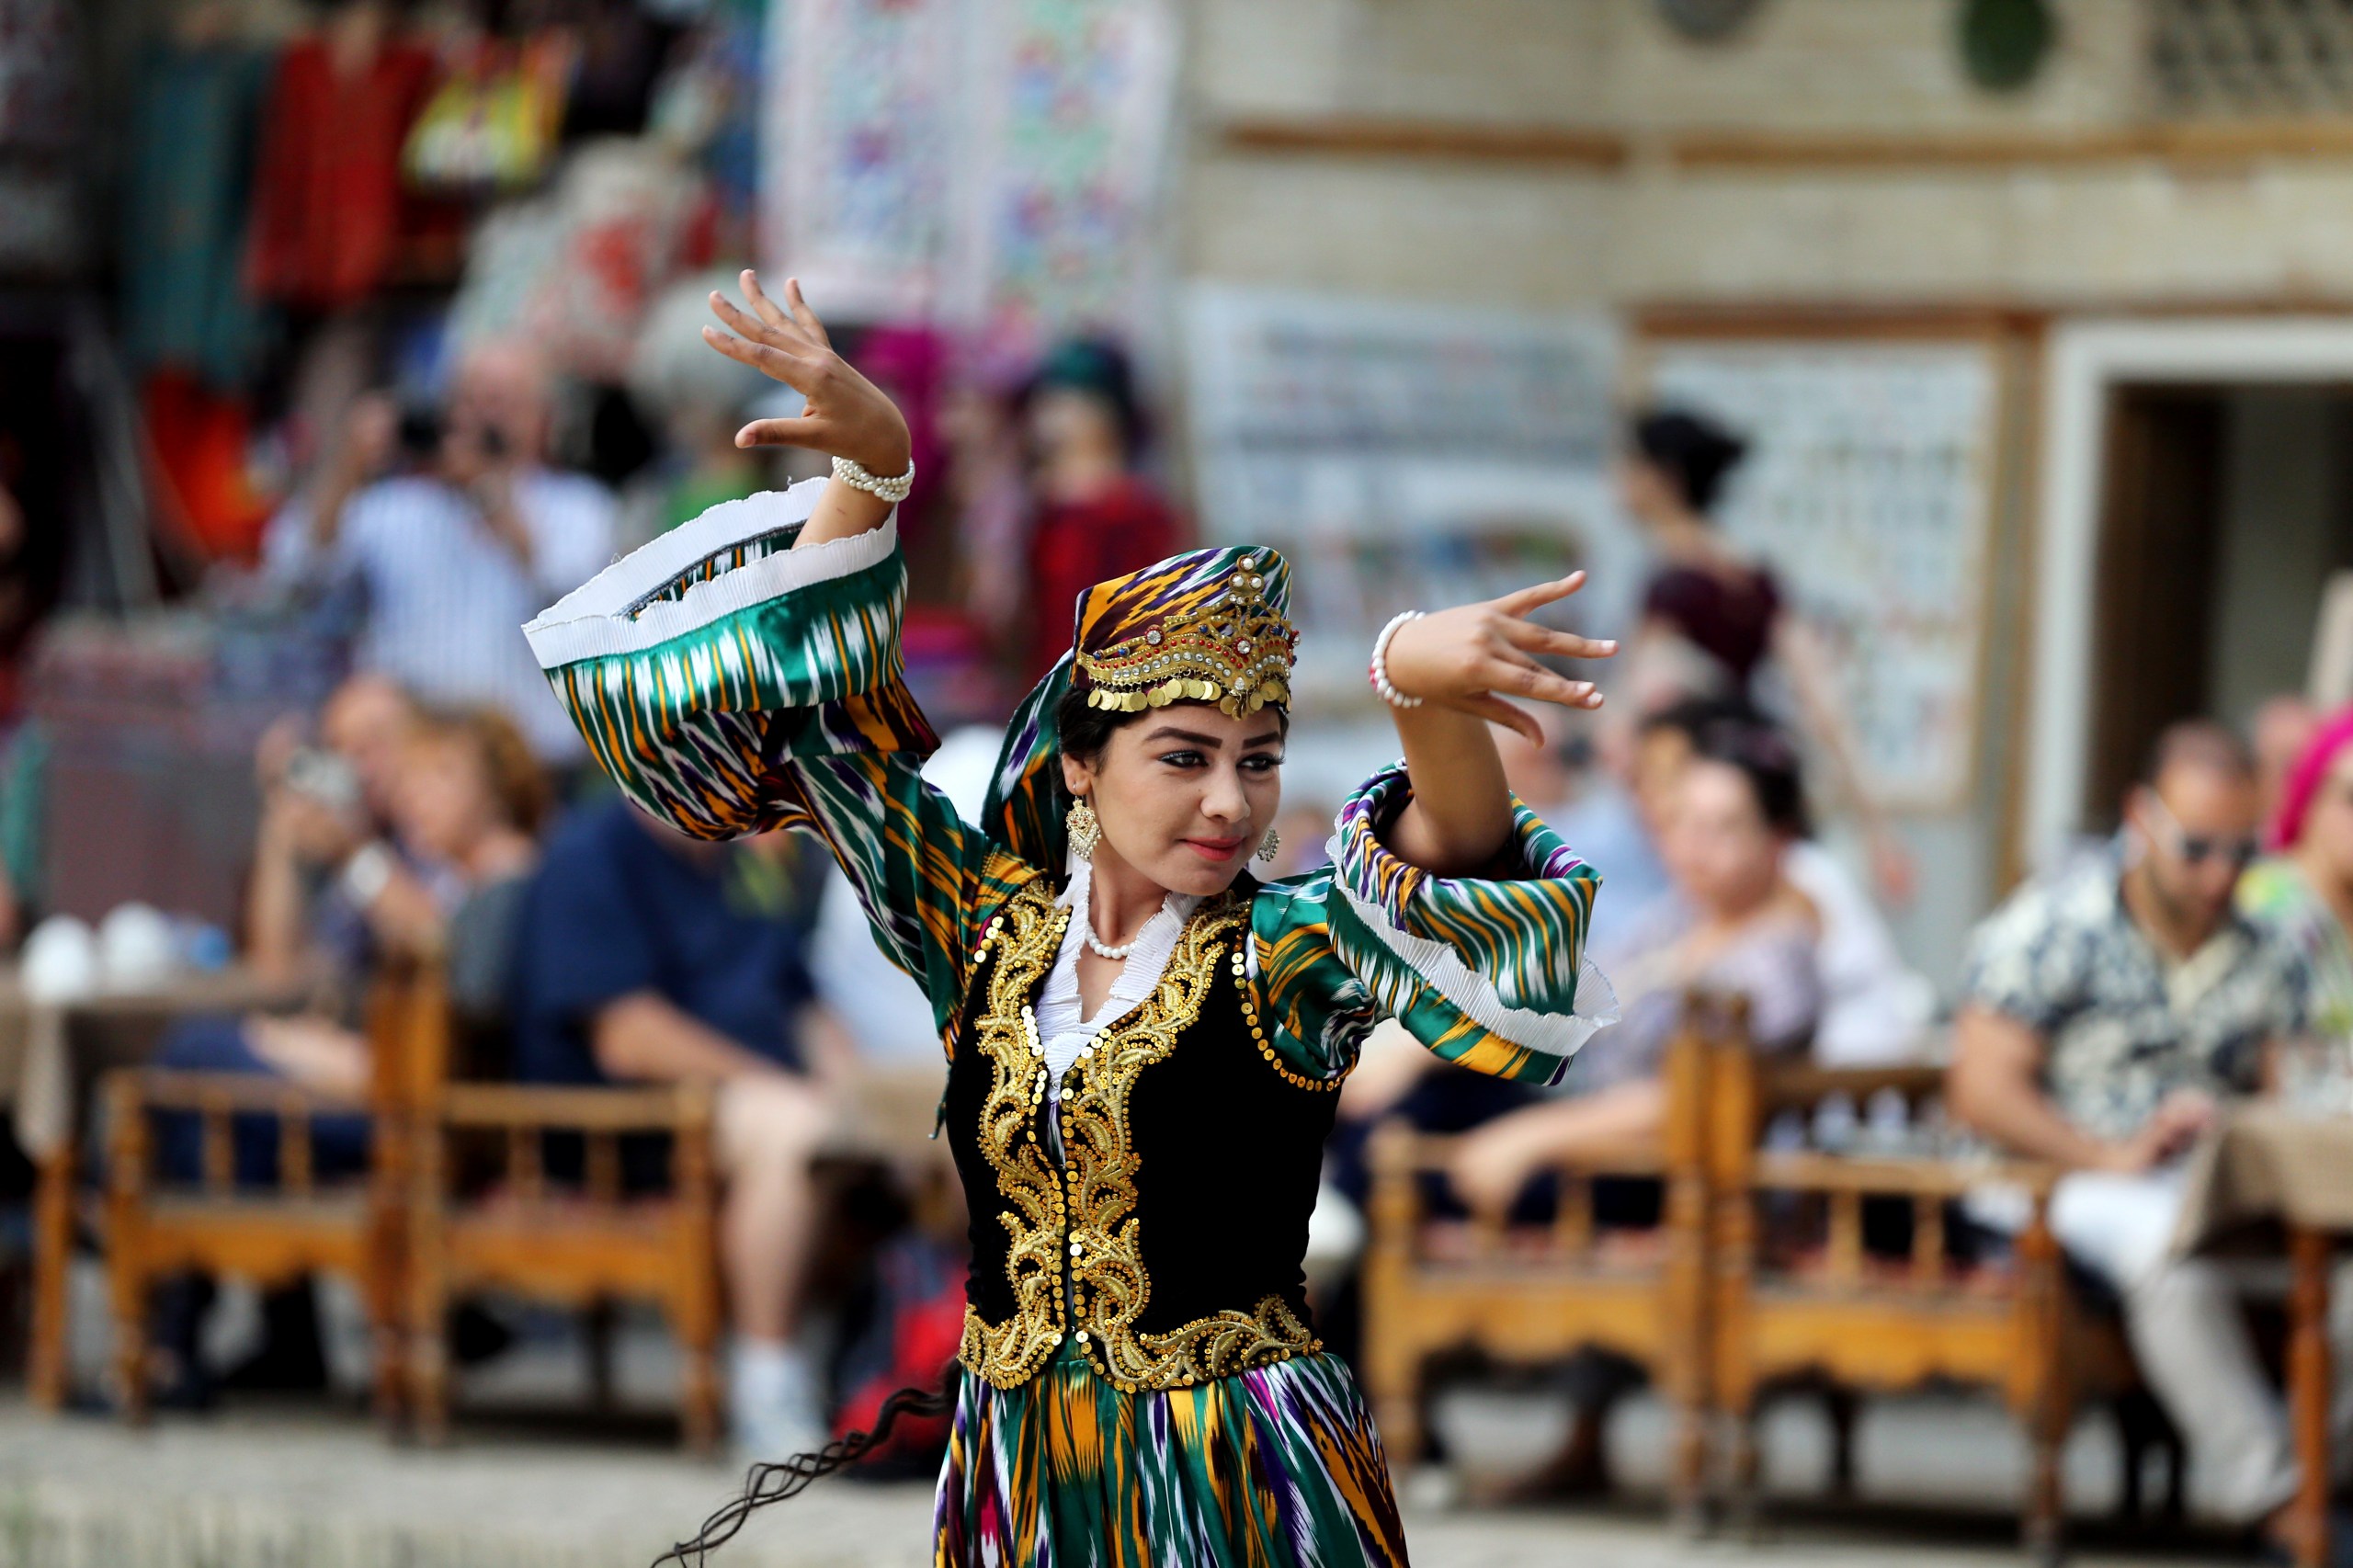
[524,482,1034,1040]
[1251,761,1617,1088]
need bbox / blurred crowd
[6,6,2352,1544]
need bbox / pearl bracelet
[1369,610,1426,710]
[832,454,916,505]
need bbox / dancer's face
[1063,704,1286,897]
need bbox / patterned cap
[1072,545,1296,719]
[983,545,1295,869]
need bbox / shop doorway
[2027,318,2353,863]
[2082,382,2353,827]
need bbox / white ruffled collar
[1037,857,1201,1069]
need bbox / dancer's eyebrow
[1142,726,1225,748]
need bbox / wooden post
[675,1085,722,1456]
[407,1101,451,1446]
[1359,1120,1426,1465]
[1661,1011,1712,1532]
[28,1141,74,1410]
[1706,997,1761,1534]
[103,1074,151,1425]
[2015,1199,2066,1566]
[2290,1225,2332,1568]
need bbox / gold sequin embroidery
[960,885,1317,1391]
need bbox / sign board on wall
[1643,340,2002,810]
[1185,285,1631,712]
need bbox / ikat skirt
[933,1344,1409,1567]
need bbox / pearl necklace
[1082,896,1179,962]
[1086,923,1143,960]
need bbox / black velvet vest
[942,874,1340,1392]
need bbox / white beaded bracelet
[1369,610,1426,710]
[832,454,916,505]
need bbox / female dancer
[524,272,1619,1566]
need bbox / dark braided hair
[654,1370,959,1565]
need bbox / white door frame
[2027,315,2353,865]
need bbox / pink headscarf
[2270,707,2353,851]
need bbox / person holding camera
[263,342,615,765]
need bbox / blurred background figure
[144,684,546,1405]
[2251,693,2323,843]
[1014,339,1181,679]
[1634,699,1932,1066]
[1949,722,2325,1558]
[1446,716,1822,1218]
[262,342,616,767]
[507,796,849,1461]
[618,271,777,555]
[2242,706,2353,1052]
[1616,408,1914,909]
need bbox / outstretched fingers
[1489,653,1604,712]
[1494,571,1586,619]
[701,324,800,381]
[1504,620,1619,663]
[707,290,810,362]
[780,277,833,348]
[739,268,795,334]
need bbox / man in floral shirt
[1953,722,2326,1549]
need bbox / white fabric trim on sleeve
[521,482,898,668]
[1326,872,1620,1062]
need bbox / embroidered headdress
[1072,546,1296,718]
[983,545,1296,868]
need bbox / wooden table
[2174,1107,2353,1568]
[0,967,306,1409]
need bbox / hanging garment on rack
[120,43,272,385]
[245,35,436,310]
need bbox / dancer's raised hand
[702,269,910,477]
[1380,573,1616,744]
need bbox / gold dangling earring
[1066,798,1101,861]
[1256,827,1280,865]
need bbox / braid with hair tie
[653,1372,958,1566]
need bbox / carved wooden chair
[404,997,724,1451]
[101,957,437,1425]
[1701,994,2169,1564]
[1359,1019,1713,1521]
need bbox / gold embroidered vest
[941,876,1341,1392]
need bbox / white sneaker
[729,1340,831,1464]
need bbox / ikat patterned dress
[524,481,1615,1568]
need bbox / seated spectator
[1635,698,1930,1064]
[1445,717,1822,1215]
[263,341,616,766]
[386,706,547,1052]
[1949,721,2333,1559]
[2241,705,2353,1051]
[508,798,854,1460]
[148,685,546,1398]
[158,675,428,1162]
